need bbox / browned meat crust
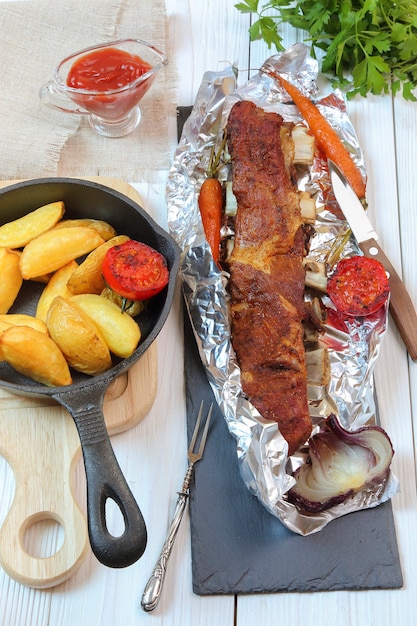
[227,100,312,455]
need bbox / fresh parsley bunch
[235,0,417,99]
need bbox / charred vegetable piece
[288,414,394,513]
[198,137,227,265]
[102,239,169,301]
[198,177,223,264]
[327,255,390,317]
[100,286,144,317]
[291,124,315,165]
[265,71,366,200]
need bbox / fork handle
[141,491,188,612]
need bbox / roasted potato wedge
[0,313,48,361]
[67,234,129,296]
[8,250,52,284]
[47,296,112,375]
[31,274,53,284]
[70,294,141,358]
[19,226,105,280]
[0,247,23,314]
[36,260,78,322]
[0,325,72,386]
[53,218,117,241]
[0,201,65,249]
[0,314,49,335]
[0,315,49,362]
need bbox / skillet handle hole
[105,497,125,538]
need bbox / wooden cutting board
[0,178,158,588]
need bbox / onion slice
[288,415,394,513]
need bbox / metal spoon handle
[141,491,188,612]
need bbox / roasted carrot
[198,177,223,264]
[268,72,366,200]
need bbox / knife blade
[328,159,417,361]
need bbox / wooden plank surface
[0,0,416,625]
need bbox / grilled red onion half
[288,415,394,513]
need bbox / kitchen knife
[328,159,417,361]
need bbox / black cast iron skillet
[0,178,180,568]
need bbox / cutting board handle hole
[23,516,65,558]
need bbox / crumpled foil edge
[167,43,399,535]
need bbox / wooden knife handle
[360,238,417,361]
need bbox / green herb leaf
[235,0,260,13]
[235,0,417,99]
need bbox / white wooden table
[1,1,417,624]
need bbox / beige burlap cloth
[0,0,176,181]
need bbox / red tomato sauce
[66,48,152,91]
[66,48,154,120]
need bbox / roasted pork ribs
[227,100,312,455]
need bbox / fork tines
[189,401,213,462]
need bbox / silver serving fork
[141,401,213,612]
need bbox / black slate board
[184,314,403,595]
[177,106,403,595]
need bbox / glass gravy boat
[40,39,168,138]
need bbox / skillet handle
[60,391,147,568]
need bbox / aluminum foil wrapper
[167,43,399,535]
